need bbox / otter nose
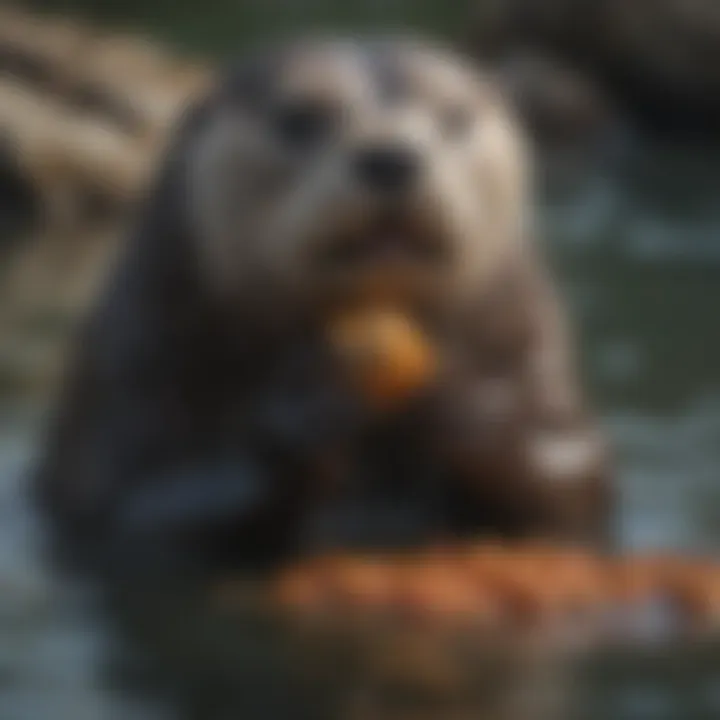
[353,145,420,193]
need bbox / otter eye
[274,99,338,148]
[439,105,475,140]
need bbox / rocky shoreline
[466,0,720,136]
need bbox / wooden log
[213,543,720,645]
[0,77,153,218]
[211,544,720,720]
[0,9,212,400]
[0,6,210,137]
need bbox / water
[1,145,720,717]
[542,146,720,552]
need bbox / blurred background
[0,1,719,718]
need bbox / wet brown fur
[33,37,612,573]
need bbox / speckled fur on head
[184,36,532,314]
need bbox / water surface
[1,145,720,718]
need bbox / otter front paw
[114,458,268,537]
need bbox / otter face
[187,38,531,309]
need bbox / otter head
[186,37,532,316]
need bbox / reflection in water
[1,146,720,718]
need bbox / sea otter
[33,37,612,573]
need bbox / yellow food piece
[327,306,437,410]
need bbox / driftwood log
[0,6,209,218]
[207,543,720,720]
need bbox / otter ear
[220,41,288,108]
[483,56,546,148]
